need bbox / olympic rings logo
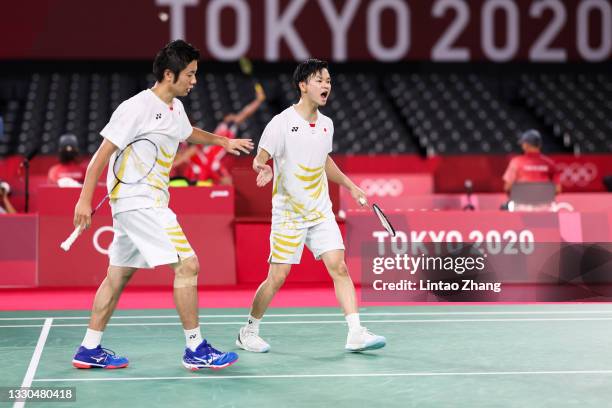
[556,163,598,187]
[359,178,404,197]
[93,226,114,255]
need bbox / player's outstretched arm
[232,84,266,125]
[253,148,272,187]
[188,127,254,155]
[325,155,368,208]
[74,138,118,229]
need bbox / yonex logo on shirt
[291,127,298,132]
[155,113,162,120]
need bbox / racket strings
[113,140,158,185]
[130,146,152,178]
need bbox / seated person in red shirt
[48,134,86,187]
[503,129,561,194]
[174,84,265,185]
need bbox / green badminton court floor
[2,305,612,407]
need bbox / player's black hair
[293,59,329,95]
[153,40,200,83]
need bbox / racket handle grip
[60,226,82,251]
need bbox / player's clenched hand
[350,186,369,208]
[254,163,273,187]
[73,199,92,230]
[224,138,254,156]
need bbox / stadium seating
[0,67,610,157]
[520,73,612,153]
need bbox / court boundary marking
[5,316,612,329]
[31,369,612,383]
[3,309,612,321]
[13,318,52,408]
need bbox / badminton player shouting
[71,40,252,371]
[237,59,386,353]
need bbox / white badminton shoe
[236,326,271,353]
[345,327,386,352]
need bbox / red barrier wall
[0,214,37,287]
[37,186,236,287]
[2,192,611,288]
[2,154,611,213]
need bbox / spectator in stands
[173,84,265,185]
[503,129,560,194]
[0,180,16,214]
[48,134,86,187]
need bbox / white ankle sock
[345,313,361,331]
[81,328,103,349]
[246,315,261,332]
[184,326,203,352]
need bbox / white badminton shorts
[268,218,344,264]
[109,207,195,268]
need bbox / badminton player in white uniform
[236,59,386,353]
[71,40,253,370]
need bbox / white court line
[4,309,612,321]
[13,318,52,408]
[31,369,612,383]
[5,317,612,329]
[0,325,48,328]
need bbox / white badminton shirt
[101,89,193,215]
[259,106,334,229]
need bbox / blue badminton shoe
[72,345,129,369]
[182,340,238,371]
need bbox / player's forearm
[235,99,263,124]
[188,127,228,148]
[325,156,355,189]
[79,156,108,203]
[79,140,117,203]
